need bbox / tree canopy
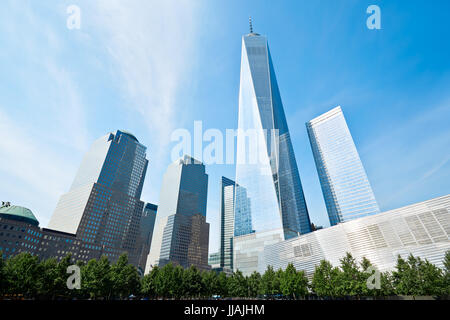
[0,251,448,299]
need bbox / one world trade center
[234,21,312,241]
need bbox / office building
[235,22,311,242]
[306,106,380,225]
[146,155,210,272]
[220,177,235,270]
[209,251,221,268]
[136,203,157,275]
[0,202,100,262]
[219,177,252,271]
[48,130,148,266]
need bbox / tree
[311,260,340,298]
[260,266,280,297]
[141,265,159,298]
[336,253,363,297]
[443,251,450,296]
[37,257,59,299]
[247,271,261,298]
[4,252,40,297]
[154,263,183,299]
[217,271,229,297]
[81,256,113,299]
[0,251,5,296]
[359,257,395,297]
[392,254,445,296]
[228,270,248,298]
[110,254,141,299]
[182,266,203,298]
[202,270,219,297]
[279,263,308,299]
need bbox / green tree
[4,252,40,297]
[336,253,363,297]
[141,265,159,298]
[279,263,308,299]
[311,260,340,298]
[217,271,229,297]
[202,270,219,297]
[443,251,450,296]
[154,263,183,299]
[182,266,203,298]
[228,270,248,298]
[392,254,445,296]
[260,266,280,297]
[0,251,5,296]
[81,256,113,299]
[37,257,58,299]
[55,254,77,299]
[247,271,261,298]
[110,254,141,299]
[379,271,395,297]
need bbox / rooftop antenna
[249,17,253,33]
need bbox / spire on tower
[249,17,253,33]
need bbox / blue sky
[0,0,449,254]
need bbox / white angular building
[234,194,450,276]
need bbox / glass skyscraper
[146,155,210,272]
[220,177,235,270]
[219,176,252,271]
[306,106,380,225]
[48,130,149,266]
[136,203,158,274]
[235,27,312,240]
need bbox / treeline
[0,251,449,299]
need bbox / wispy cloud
[0,109,76,224]
[0,1,90,223]
[87,0,202,156]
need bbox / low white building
[234,194,450,276]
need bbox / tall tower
[48,130,148,266]
[220,177,235,270]
[146,155,210,272]
[306,106,380,225]
[235,23,312,240]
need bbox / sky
[0,0,449,254]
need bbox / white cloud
[0,109,76,224]
[87,0,202,156]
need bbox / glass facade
[146,155,210,272]
[219,177,252,271]
[235,31,311,240]
[136,203,157,274]
[48,130,148,266]
[306,106,380,226]
[257,194,450,277]
[220,177,235,270]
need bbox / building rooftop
[118,130,139,142]
[0,203,39,226]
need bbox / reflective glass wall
[235,32,311,240]
[306,106,380,225]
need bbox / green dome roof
[0,205,39,226]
